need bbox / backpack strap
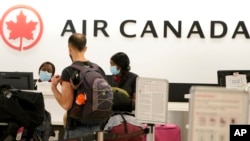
[70,62,99,73]
[70,62,99,90]
[111,112,135,134]
[70,63,90,75]
[119,113,128,133]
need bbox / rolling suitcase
[154,124,181,141]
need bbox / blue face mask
[110,66,120,75]
[39,71,52,81]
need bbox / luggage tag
[16,127,24,141]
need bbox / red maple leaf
[6,10,37,51]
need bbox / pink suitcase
[154,124,181,141]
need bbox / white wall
[1,0,250,83]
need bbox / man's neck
[72,53,88,62]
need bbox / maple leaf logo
[6,10,37,51]
[0,4,43,51]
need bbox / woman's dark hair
[38,61,56,76]
[111,52,131,72]
[68,33,87,51]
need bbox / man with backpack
[51,33,112,139]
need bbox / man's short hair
[68,33,87,51]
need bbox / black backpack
[111,87,132,112]
[0,84,45,140]
[69,62,113,124]
[0,84,45,128]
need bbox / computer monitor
[0,71,34,90]
[217,70,250,87]
[168,82,218,102]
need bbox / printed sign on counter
[188,86,249,141]
[135,77,169,124]
[225,74,247,88]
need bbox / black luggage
[0,84,45,140]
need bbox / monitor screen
[169,82,218,102]
[217,70,250,87]
[0,71,34,90]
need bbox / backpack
[111,87,132,112]
[0,84,45,129]
[69,62,113,124]
[0,84,45,140]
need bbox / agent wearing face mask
[34,61,56,140]
[109,52,138,111]
[104,52,144,141]
[34,61,56,89]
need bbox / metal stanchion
[147,123,155,141]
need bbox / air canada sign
[0,4,43,51]
[61,20,250,39]
[1,5,249,52]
